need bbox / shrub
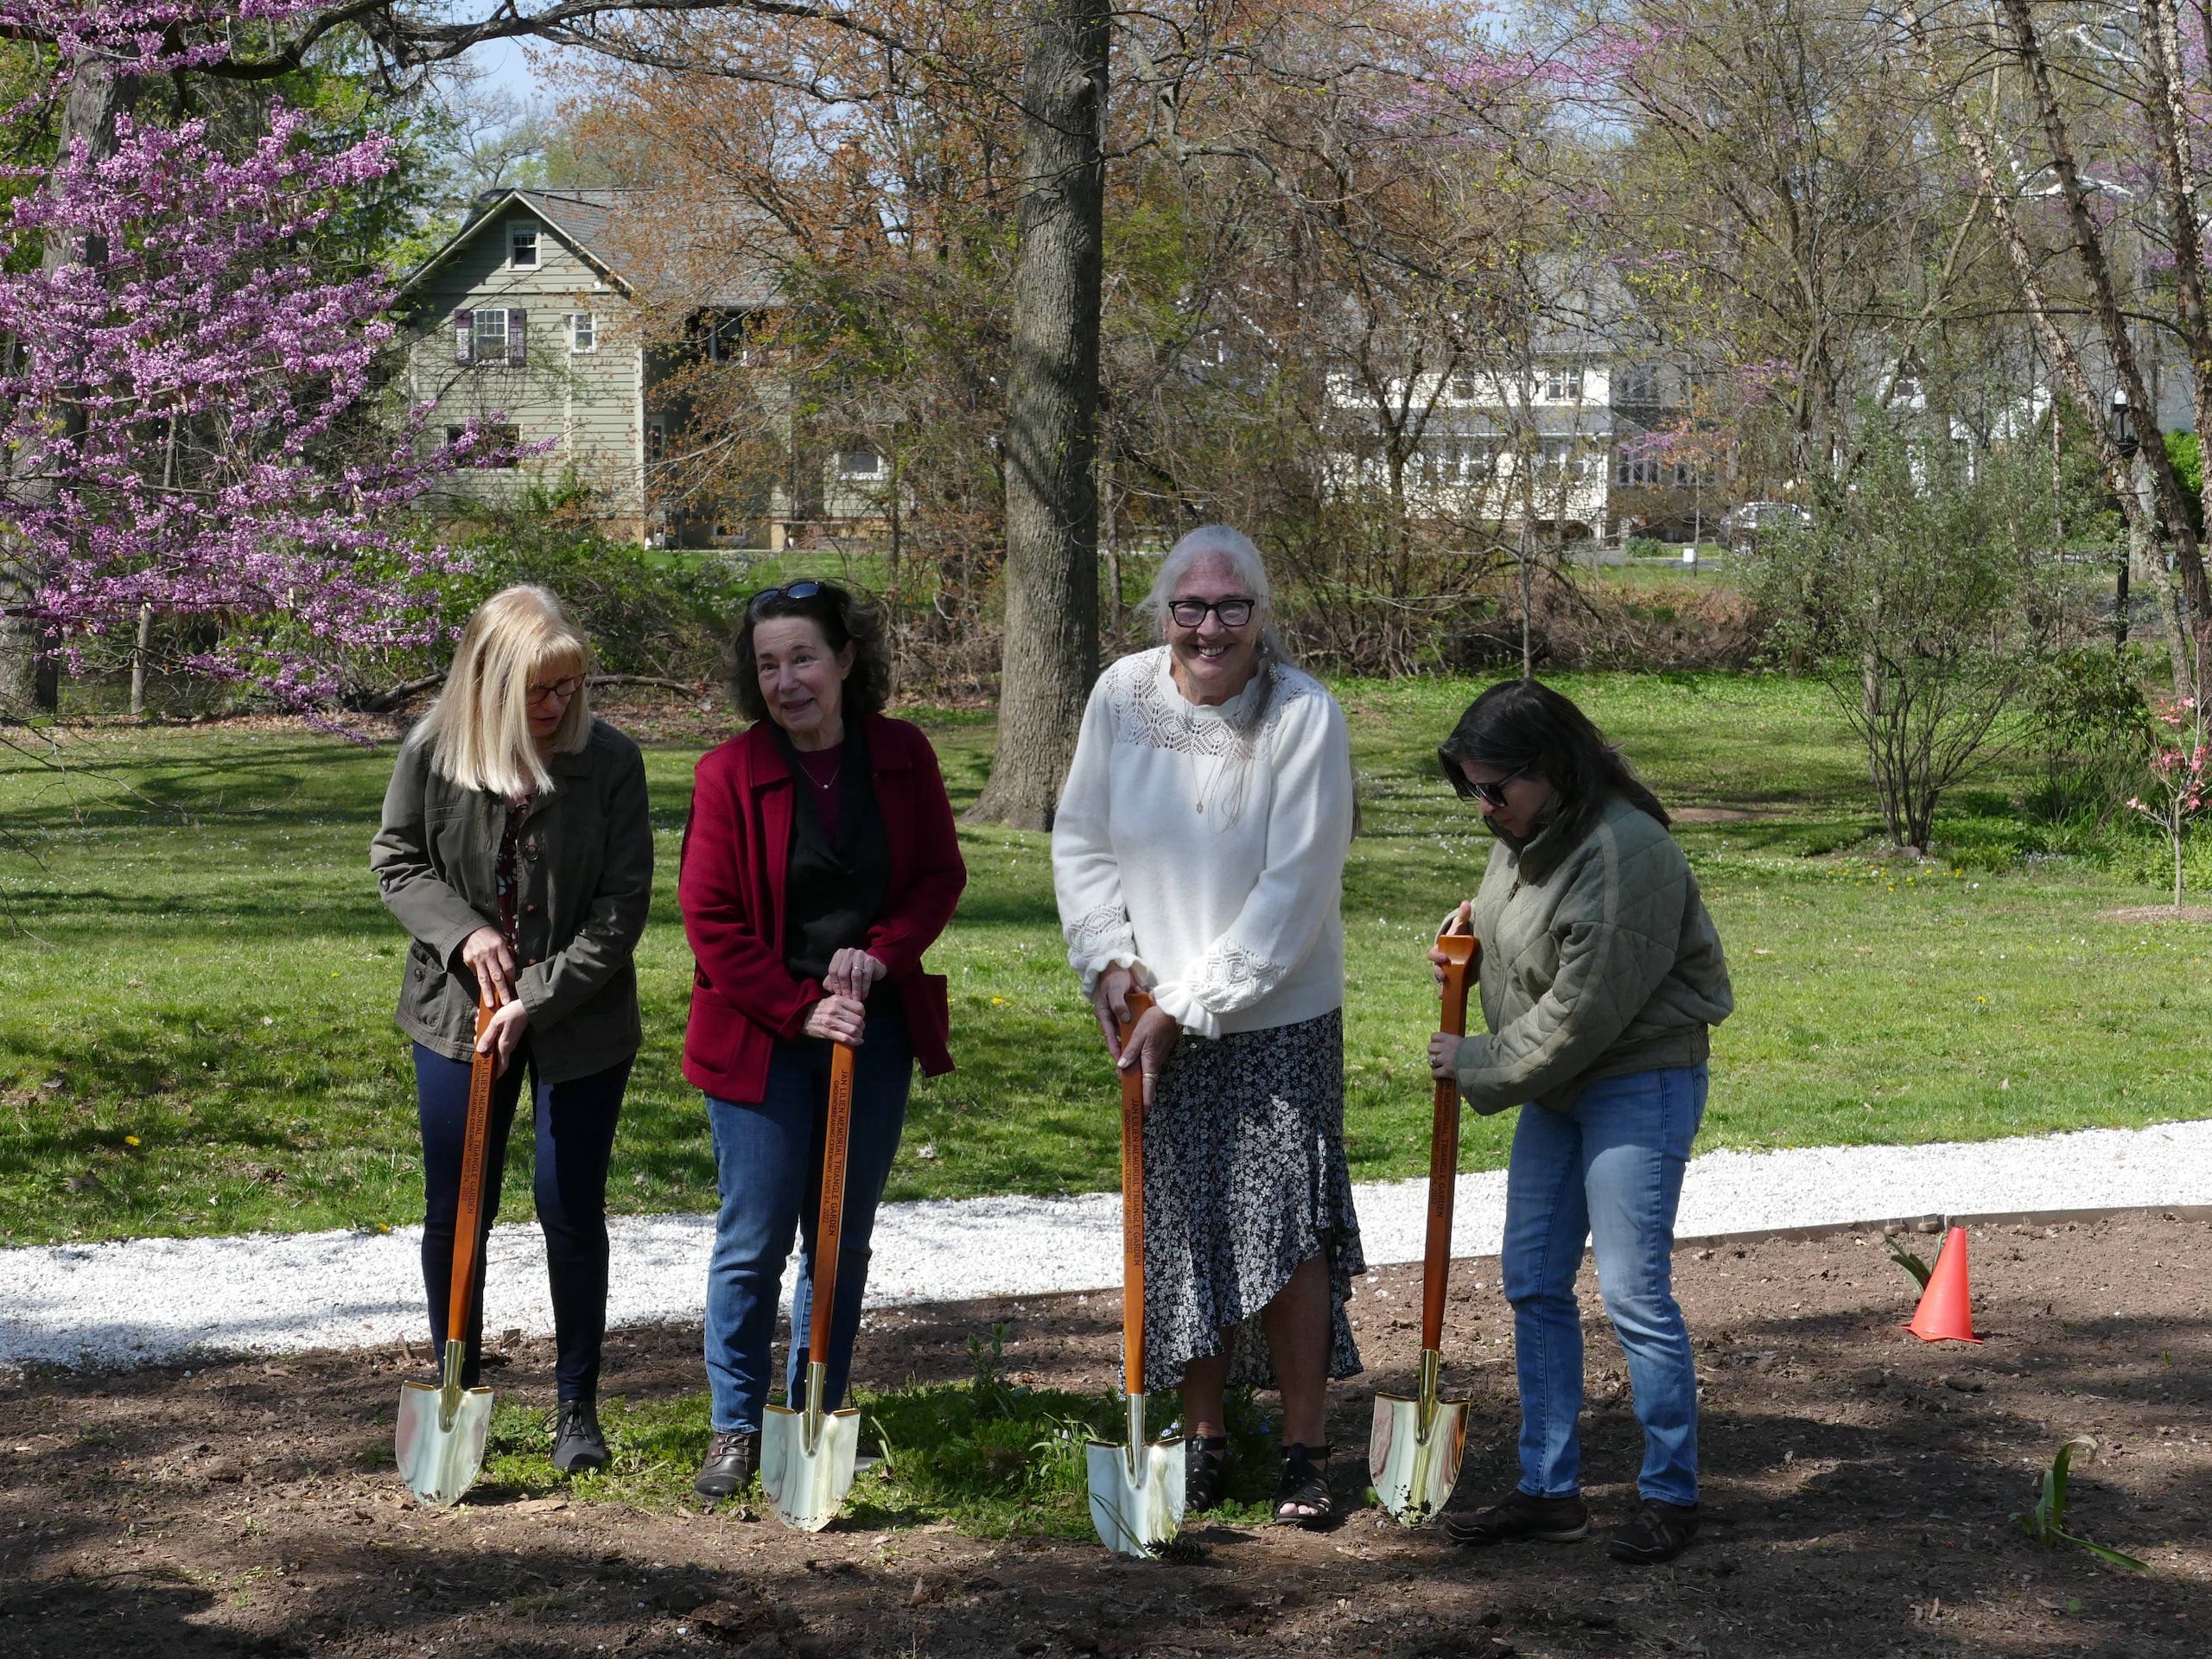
[1746,420,2088,853]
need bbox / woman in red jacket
[680,580,966,1499]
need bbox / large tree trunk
[965,0,1109,830]
[0,59,134,715]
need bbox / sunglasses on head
[1460,761,1533,808]
[747,580,827,616]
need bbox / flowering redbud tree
[0,3,501,710]
[2126,695,2212,911]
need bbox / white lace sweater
[1052,647,1353,1039]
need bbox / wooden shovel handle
[446,984,499,1349]
[1422,931,1478,1352]
[1116,988,1156,1393]
[807,1039,858,1369]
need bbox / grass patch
[3,671,2209,1246]
[476,1330,1279,1537]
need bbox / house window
[1541,437,1578,473]
[1462,440,1497,478]
[1671,458,1712,488]
[1448,375,1476,403]
[1618,448,1662,487]
[569,312,596,354]
[838,448,887,480]
[646,416,667,464]
[474,308,509,359]
[1543,368,1583,403]
[693,310,749,364]
[1615,364,1660,405]
[510,222,539,269]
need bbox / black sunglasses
[1460,762,1532,809]
[747,580,827,616]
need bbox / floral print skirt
[1140,1008,1365,1393]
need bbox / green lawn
[2,672,2205,1248]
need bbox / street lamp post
[2112,389,2139,648]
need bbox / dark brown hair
[729,581,890,722]
[1437,677,1668,848]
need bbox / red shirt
[677,714,967,1102]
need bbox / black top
[776,721,893,985]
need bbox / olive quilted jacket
[1453,792,1732,1116]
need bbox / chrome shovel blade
[395,1380,495,1508]
[1369,1390,1469,1524]
[760,1404,861,1532]
[1084,1437,1185,1558]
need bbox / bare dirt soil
[3,1215,2207,1658]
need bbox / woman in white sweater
[1052,524,1363,1527]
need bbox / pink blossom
[0,16,520,706]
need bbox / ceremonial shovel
[396,986,499,1507]
[1085,988,1186,1557]
[1369,928,1478,1523]
[760,1039,863,1530]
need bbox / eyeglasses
[1462,763,1532,809]
[748,580,826,616]
[526,675,584,707]
[1166,596,1256,629]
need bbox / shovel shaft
[445,987,499,1350]
[1116,988,1155,1394]
[1423,932,1478,1354]
[807,1042,858,1373]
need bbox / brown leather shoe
[693,1428,761,1499]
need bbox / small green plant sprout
[1885,1234,1934,1288]
[965,1321,1030,1414]
[2012,1438,2147,1570]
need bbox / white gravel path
[6,1119,2209,1370]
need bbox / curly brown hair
[729,580,891,722]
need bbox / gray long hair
[1145,524,1292,822]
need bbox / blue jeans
[1502,1064,1706,1507]
[703,1011,912,1433]
[414,1041,631,1401]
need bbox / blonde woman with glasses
[371,585,654,1477]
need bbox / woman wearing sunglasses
[371,585,654,1476]
[1426,678,1732,1566]
[680,580,965,1500]
[1052,524,1363,1527]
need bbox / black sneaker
[693,1428,761,1499]
[1606,1498,1700,1565]
[1440,1489,1591,1548]
[551,1400,609,1474]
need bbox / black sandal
[1272,1442,1336,1529]
[1185,1433,1230,1512]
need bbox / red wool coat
[679,714,967,1102]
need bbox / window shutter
[506,308,527,367]
[454,309,474,365]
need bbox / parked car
[1721,500,1812,553]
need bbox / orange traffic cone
[1904,1226,1980,1344]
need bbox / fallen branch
[588,674,714,696]
[359,671,712,713]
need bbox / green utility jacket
[1454,792,1732,1116]
[370,718,654,1082]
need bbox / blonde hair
[415,585,593,798]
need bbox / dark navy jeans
[415,1040,631,1402]
[1503,1063,1707,1507]
[702,1010,912,1434]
